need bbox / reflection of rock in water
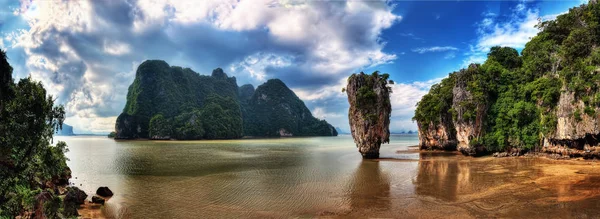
[348,161,391,211]
[415,158,470,202]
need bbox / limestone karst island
[2,1,600,218]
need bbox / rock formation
[346,72,392,158]
[242,79,337,137]
[55,123,75,136]
[414,2,600,158]
[543,91,600,158]
[115,60,337,139]
[451,65,487,155]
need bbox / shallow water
[57,135,600,218]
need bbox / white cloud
[444,52,456,59]
[9,0,401,133]
[412,46,458,54]
[312,107,344,120]
[464,2,565,67]
[103,41,131,55]
[230,53,293,82]
[387,77,444,131]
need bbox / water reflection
[415,153,464,202]
[348,160,391,211]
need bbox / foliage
[149,114,172,139]
[243,79,337,136]
[414,2,600,152]
[0,50,70,217]
[117,61,336,139]
[348,71,393,123]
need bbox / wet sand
[328,151,600,218]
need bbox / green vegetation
[0,50,73,217]
[116,61,336,139]
[242,79,337,136]
[348,71,394,123]
[414,2,600,152]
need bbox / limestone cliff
[417,120,456,151]
[346,72,392,158]
[414,1,600,158]
[543,91,600,158]
[115,60,337,139]
[414,72,457,151]
[451,65,487,155]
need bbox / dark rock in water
[346,72,392,159]
[91,195,106,205]
[64,187,87,217]
[65,187,87,205]
[96,186,114,197]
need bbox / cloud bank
[4,0,402,133]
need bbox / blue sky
[0,0,585,133]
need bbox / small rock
[96,186,114,197]
[91,195,105,205]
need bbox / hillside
[414,2,600,157]
[115,60,336,139]
[241,79,337,137]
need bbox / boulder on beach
[92,195,106,205]
[64,187,87,217]
[96,186,114,197]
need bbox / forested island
[414,2,600,158]
[115,60,337,140]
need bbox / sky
[0,0,586,134]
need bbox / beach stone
[96,186,114,197]
[92,195,106,205]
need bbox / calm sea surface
[57,135,600,218]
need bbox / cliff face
[543,91,600,158]
[346,72,391,158]
[414,72,457,151]
[417,120,456,150]
[451,66,487,155]
[115,60,336,139]
[115,60,241,139]
[414,2,600,158]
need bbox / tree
[0,50,70,217]
[149,114,172,139]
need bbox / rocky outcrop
[91,196,106,205]
[543,91,600,158]
[452,65,487,156]
[63,187,87,217]
[417,121,456,150]
[346,72,391,159]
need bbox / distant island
[54,123,74,136]
[414,2,600,158]
[114,60,337,140]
